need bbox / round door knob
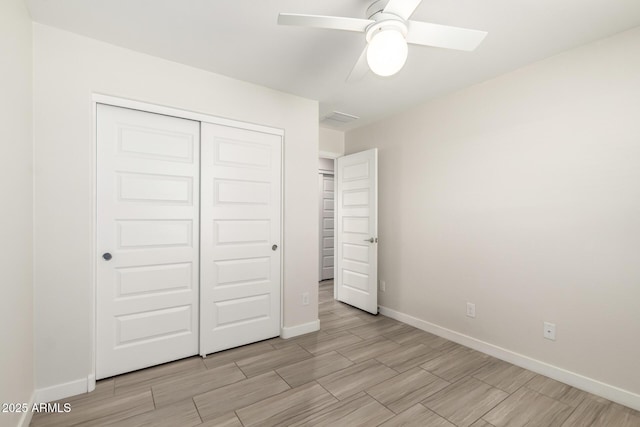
[102,252,112,261]
[272,244,278,251]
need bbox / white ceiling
[26,0,640,131]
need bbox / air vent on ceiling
[320,111,359,127]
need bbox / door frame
[90,93,284,389]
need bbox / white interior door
[336,149,378,314]
[320,173,335,281]
[200,123,282,355]
[96,104,200,379]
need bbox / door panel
[336,149,378,314]
[320,173,335,280]
[200,123,281,355]
[96,104,200,379]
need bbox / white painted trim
[279,131,285,348]
[34,376,90,404]
[319,150,339,159]
[281,320,320,339]
[90,99,98,394]
[17,391,35,427]
[87,374,96,393]
[92,94,284,137]
[379,305,640,412]
[318,174,323,281]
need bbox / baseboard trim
[17,390,35,427]
[87,373,96,392]
[34,376,89,403]
[281,319,320,339]
[379,305,640,412]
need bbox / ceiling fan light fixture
[366,27,408,77]
[278,0,488,81]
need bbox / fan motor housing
[366,0,391,19]
[365,0,408,41]
[365,19,408,42]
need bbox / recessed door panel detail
[323,237,333,249]
[118,173,193,204]
[215,294,270,327]
[342,162,369,181]
[118,126,194,162]
[343,243,369,264]
[215,139,271,168]
[215,257,270,286]
[343,270,369,293]
[117,220,193,249]
[215,220,270,245]
[116,262,193,298]
[117,263,192,297]
[215,179,270,205]
[116,305,192,346]
[343,217,369,234]
[343,189,369,207]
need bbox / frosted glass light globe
[366,29,408,77]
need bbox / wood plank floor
[31,281,640,426]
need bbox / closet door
[96,104,200,379]
[320,174,335,280]
[200,123,282,355]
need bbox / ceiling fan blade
[278,13,372,32]
[406,21,487,51]
[346,46,369,82]
[383,0,423,20]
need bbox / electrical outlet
[544,322,556,340]
[380,280,386,292]
[466,302,476,318]
[302,292,309,305]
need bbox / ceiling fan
[278,0,487,79]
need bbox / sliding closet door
[200,123,282,355]
[96,104,200,379]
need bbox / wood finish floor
[31,281,640,426]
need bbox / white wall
[0,0,34,426]
[33,23,318,392]
[347,27,640,401]
[319,127,345,157]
